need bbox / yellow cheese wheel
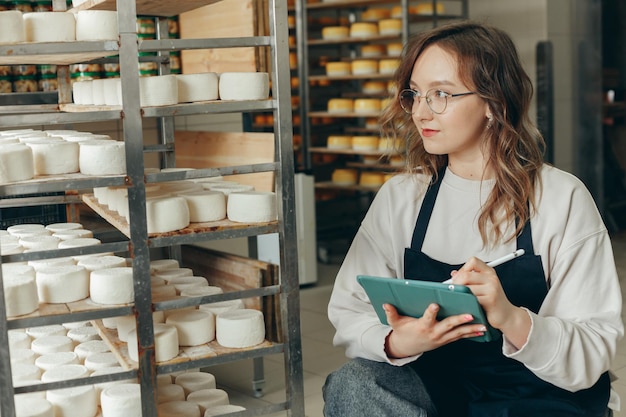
[378,19,402,36]
[361,44,386,58]
[327,98,354,113]
[354,98,382,114]
[362,81,387,94]
[322,26,349,40]
[361,8,391,21]
[327,135,352,150]
[350,22,378,38]
[359,172,385,187]
[386,43,403,57]
[351,59,378,75]
[379,59,400,75]
[326,62,351,76]
[331,169,358,185]
[365,117,379,129]
[413,3,445,15]
[351,136,379,151]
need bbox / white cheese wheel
[152,284,177,300]
[100,383,142,417]
[41,363,89,382]
[36,265,89,303]
[198,299,244,315]
[352,135,379,151]
[75,10,118,41]
[44,222,82,233]
[157,373,173,386]
[157,383,185,403]
[19,235,60,251]
[77,255,127,272]
[186,388,229,413]
[84,351,119,371]
[174,371,216,396]
[179,190,226,222]
[52,228,94,241]
[91,78,106,106]
[35,351,80,371]
[90,367,135,405]
[176,73,219,103]
[167,276,208,295]
[4,274,38,317]
[62,320,90,329]
[379,58,400,74]
[166,310,215,346]
[72,80,93,105]
[31,335,74,355]
[26,324,66,339]
[158,401,201,417]
[127,323,179,363]
[204,183,254,196]
[204,405,246,416]
[46,385,97,417]
[146,196,190,234]
[11,348,37,365]
[12,363,41,383]
[140,74,178,107]
[23,12,75,42]
[115,315,136,342]
[79,140,126,175]
[179,285,223,298]
[227,191,277,223]
[218,72,269,101]
[102,78,122,106]
[67,326,100,344]
[1,242,24,255]
[14,396,54,417]
[0,11,25,44]
[74,340,110,361]
[25,140,79,176]
[90,266,134,305]
[150,259,179,273]
[361,44,386,57]
[216,309,265,348]
[0,144,34,183]
[7,223,46,238]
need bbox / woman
[323,21,623,417]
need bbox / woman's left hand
[451,257,531,349]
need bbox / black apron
[403,170,610,417]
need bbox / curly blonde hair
[380,21,546,247]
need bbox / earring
[486,114,493,129]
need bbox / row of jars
[0,0,71,12]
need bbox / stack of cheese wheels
[90,367,136,406]
[139,75,178,107]
[79,140,126,175]
[218,72,269,101]
[0,144,34,183]
[25,140,79,176]
[127,323,179,363]
[227,191,278,223]
[176,73,219,103]
[0,11,25,43]
[100,383,142,417]
[175,372,216,396]
[215,309,265,348]
[349,22,378,37]
[23,12,76,42]
[321,26,349,40]
[75,11,118,41]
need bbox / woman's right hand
[383,303,487,358]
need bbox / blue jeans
[322,357,437,417]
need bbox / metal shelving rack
[0,0,304,416]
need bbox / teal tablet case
[356,275,501,342]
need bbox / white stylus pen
[442,249,525,283]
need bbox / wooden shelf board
[309,146,394,156]
[306,0,397,10]
[309,34,399,46]
[309,111,381,118]
[71,0,224,17]
[92,319,275,370]
[82,194,277,239]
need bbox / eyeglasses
[399,88,476,114]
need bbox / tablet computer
[356,275,500,342]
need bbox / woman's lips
[421,128,438,138]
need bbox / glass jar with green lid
[70,71,101,85]
[0,76,12,93]
[0,1,11,11]
[13,75,38,92]
[39,74,57,92]
[136,16,155,35]
[37,64,57,76]
[34,0,51,12]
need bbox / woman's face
[409,44,490,168]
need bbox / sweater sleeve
[502,172,624,391]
